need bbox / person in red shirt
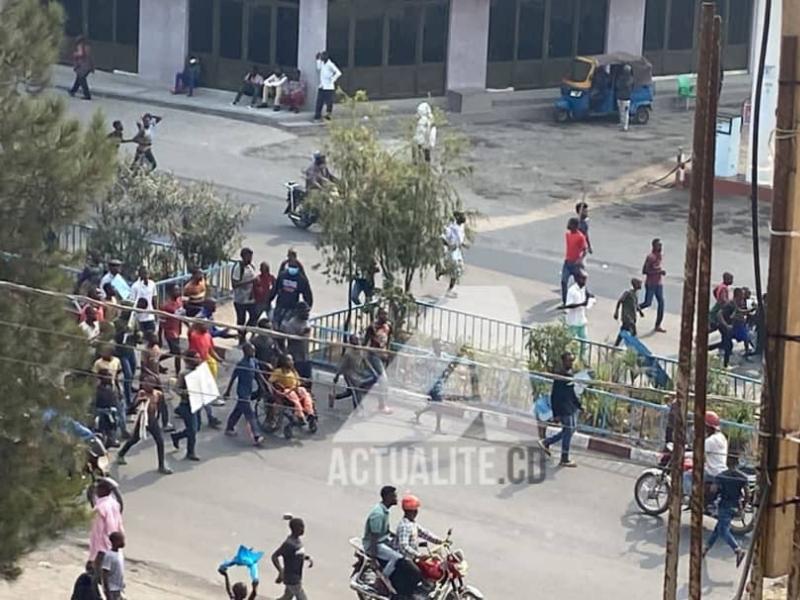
[187,322,223,428]
[639,238,667,333]
[253,261,276,322]
[713,272,734,304]
[160,284,184,373]
[561,217,588,304]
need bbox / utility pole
[688,8,721,598]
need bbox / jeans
[234,302,258,340]
[174,71,198,95]
[116,347,137,408]
[375,542,402,578]
[277,583,308,600]
[226,399,259,438]
[560,261,583,304]
[618,99,631,130]
[639,283,665,328]
[119,416,166,470]
[69,73,91,99]
[544,412,577,462]
[350,278,374,305]
[707,506,740,552]
[173,402,198,456]
[709,326,734,367]
[314,88,335,119]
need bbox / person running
[271,517,313,600]
[538,351,582,468]
[171,350,202,461]
[561,217,588,304]
[364,308,393,414]
[223,343,264,446]
[639,238,667,333]
[130,113,162,170]
[575,202,593,255]
[613,278,644,346]
[116,379,172,475]
[333,334,378,410]
[703,454,748,566]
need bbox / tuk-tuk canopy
[564,53,653,89]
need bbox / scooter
[284,181,316,230]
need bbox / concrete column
[298,0,328,107]
[137,0,189,85]
[605,0,646,55]
[446,0,490,90]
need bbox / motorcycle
[633,444,757,535]
[349,530,484,600]
[284,181,316,230]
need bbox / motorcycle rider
[683,410,729,498]
[394,494,445,560]
[363,486,402,593]
[304,151,336,192]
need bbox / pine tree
[0,0,116,579]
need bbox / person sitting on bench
[233,66,264,107]
[261,66,288,110]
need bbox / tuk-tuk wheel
[554,108,569,124]
[634,106,650,125]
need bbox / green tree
[307,93,472,305]
[0,0,117,579]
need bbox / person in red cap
[683,410,728,498]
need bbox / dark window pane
[422,3,448,63]
[728,0,751,44]
[115,0,140,45]
[248,5,271,64]
[578,0,607,55]
[354,16,383,67]
[276,6,298,67]
[548,0,576,58]
[488,0,515,62]
[219,0,243,59]
[668,0,695,50]
[189,0,213,53]
[643,0,666,50]
[388,6,419,65]
[327,9,350,68]
[59,0,84,37]
[88,0,114,41]
[518,0,545,60]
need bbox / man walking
[563,270,592,357]
[538,352,582,468]
[232,247,258,344]
[615,63,634,131]
[640,238,667,333]
[575,202,593,255]
[313,51,342,121]
[561,217,588,304]
[116,379,172,475]
[69,37,94,100]
[131,113,162,171]
[88,480,124,577]
[613,278,644,346]
[223,343,264,446]
[271,517,313,600]
[171,350,202,461]
[703,454,747,566]
[131,266,158,336]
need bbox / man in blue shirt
[703,454,747,565]
[223,343,263,446]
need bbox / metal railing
[309,300,762,402]
[154,260,236,305]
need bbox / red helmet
[401,494,421,511]
[704,410,721,430]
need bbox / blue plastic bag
[533,394,553,422]
[219,545,264,582]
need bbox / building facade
[56,0,755,99]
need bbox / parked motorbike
[349,530,484,600]
[284,181,316,229]
[633,444,756,535]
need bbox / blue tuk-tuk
[553,53,654,125]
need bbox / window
[548,0,576,58]
[276,6,298,67]
[59,0,84,37]
[643,0,667,50]
[668,0,696,50]
[115,0,140,45]
[577,0,607,55]
[247,5,271,64]
[354,16,384,67]
[327,10,351,68]
[517,0,545,60]
[388,6,419,66]
[189,0,213,53]
[728,0,751,44]
[422,3,448,63]
[488,0,515,62]
[88,0,114,42]
[219,0,243,59]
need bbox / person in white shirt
[683,410,729,498]
[79,306,101,341]
[563,270,593,359]
[262,66,288,110]
[413,102,436,163]
[101,531,125,600]
[130,266,158,336]
[313,51,341,121]
[441,212,467,298]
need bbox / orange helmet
[704,410,721,430]
[401,494,421,511]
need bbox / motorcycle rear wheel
[634,471,671,515]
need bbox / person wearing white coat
[413,102,436,163]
